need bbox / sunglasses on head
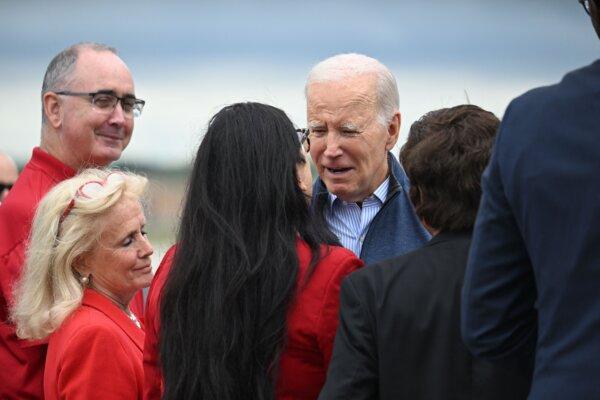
[59,172,125,225]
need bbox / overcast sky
[1,0,598,166]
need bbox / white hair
[10,168,147,340]
[305,53,399,126]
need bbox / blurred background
[1,0,598,261]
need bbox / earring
[80,275,90,286]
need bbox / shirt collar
[30,147,77,182]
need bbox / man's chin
[90,149,124,167]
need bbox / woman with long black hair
[143,102,363,400]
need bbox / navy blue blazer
[461,60,600,399]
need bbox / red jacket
[44,289,145,399]
[0,148,75,399]
[143,239,363,400]
[0,147,145,399]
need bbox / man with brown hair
[0,42,145,399]
[320,105,531,399]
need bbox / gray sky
[1,0,598,166]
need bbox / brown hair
[400,104,499,232]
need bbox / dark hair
[159,102,337,400]
[400,104,499,232]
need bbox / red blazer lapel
[81,289,145,352]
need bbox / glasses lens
[133,100,145,118]
[91,93,118,111]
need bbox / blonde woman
[11,169,153,400]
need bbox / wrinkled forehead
[306,76,379,124]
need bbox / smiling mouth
[96,132,123,141]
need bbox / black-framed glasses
[296,128,311,152]
[0,182,13,192]
[579,0,591,15]
[55,90,146,118]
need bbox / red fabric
[143,240,363,400]
[44,289,145,399]
[0,148,75,399]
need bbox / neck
[40,130,81,171]
[90,284,131,313]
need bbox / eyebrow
[340,122,361,131]
[96,89,137,99]
[308,121,326,130]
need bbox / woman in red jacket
[143,102,363,400]
[11,169,153,399]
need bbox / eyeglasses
[296,128,311,152]
[55,91,145,118]
[579,0,591,15]
[59,172,125,225]
[0,182,13,193]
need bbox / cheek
[309,144,324,165]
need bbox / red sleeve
[315,251,364,366]
[57,326,140,399]
[143,246,176,400]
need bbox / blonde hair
[305,53,399,126]
[11,168,147,340]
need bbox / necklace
[126,310,142,329]
[90,286,142,329]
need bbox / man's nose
[107,101,126,126]
[322,132,343,158]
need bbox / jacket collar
[426,230,472,247]
[82,289,145,352]
[30,147,76,183]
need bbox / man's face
[307,74,399,203]
[0,155,18,202]
[57,49,135,168]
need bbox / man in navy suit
[461,1,600,399]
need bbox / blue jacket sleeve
[461,120,538,360]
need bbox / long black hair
[159,102,337,400]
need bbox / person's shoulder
[349,236,459,289]
[511,60,600,111]
[318,244,363,274]
[51,307,120,351]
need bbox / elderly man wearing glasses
[0,42,145,399]
[461,1,600,399]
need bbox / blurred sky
[1,0,599,167]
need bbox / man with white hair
[0,152,19,204]
[0,42,145,399]
[306,53,429,265]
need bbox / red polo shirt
[0,147,76,399]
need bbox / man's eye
[93,95,115,108]
[341,130,359,137]
[121,100,136,112]
[311,129,327,137]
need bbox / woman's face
[81,197,154,305]
[297,146,313,199]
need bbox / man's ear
[43,92,62,129]
[385,111,401,151]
